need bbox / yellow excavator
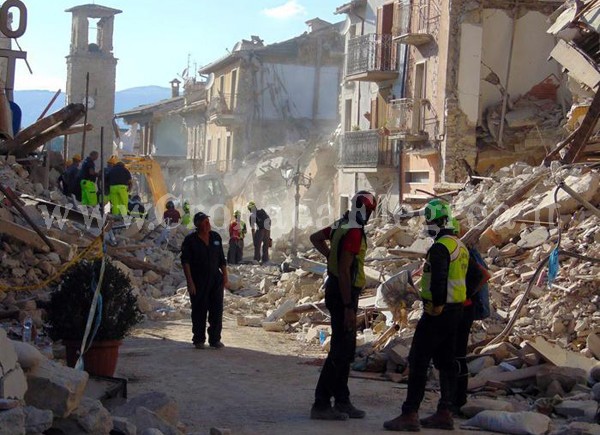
[122,155,233,228]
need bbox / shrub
[47,259,143,341]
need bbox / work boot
[310,404,349,421]
[334,402,366,419]
[383,412,420,431]
[420,409,454,430]
[194,343,205,350]
[209,342,225,350]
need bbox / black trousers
[190,278,224,346]
[227,238,244,264]
[455,303,474,408]
[314,277,360,408]
[402,306,462,414]
[253,229,270,263]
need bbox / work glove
[424,301,444,316]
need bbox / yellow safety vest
[420,235,469,304]
[327,220,367,288]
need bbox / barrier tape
[0,237,103,292]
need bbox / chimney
[170,78,181,98]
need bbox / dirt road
[116,316,496,435]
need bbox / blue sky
[14,0,344,91]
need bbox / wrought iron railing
[387,98,430,135]
[345,34,397,77]
[393,0,438,37]
[339,130,381,167]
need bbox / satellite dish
[232,41,242,52]
[340,17,352,35]
[205,73,215,90]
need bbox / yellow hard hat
[72,154,82,162]
[108,155,119,165]
[65,159,73,166]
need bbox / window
[344,99,353,132]
[405,171,430,183]
[206,139,212,161]
[231,70,237,109]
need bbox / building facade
[198,19,345,173]
[336,0,566,210]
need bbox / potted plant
[46,259,143,377]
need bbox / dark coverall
[314,275,361,408]
[402,228,464,414]
[180,230,226,346]
[250,209,270,263]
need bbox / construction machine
[121,155,173,217]
[122,155,233,228]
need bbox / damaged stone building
[335,0,567,211]
[198,18,345,172]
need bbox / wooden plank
[387,249,426,259]
[468,363,550,391]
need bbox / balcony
[207,92,238,127]
[345,34,398,82]
[387,98,430,142]
[393,1,435,46]
[339,130,381,168]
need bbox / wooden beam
[562,88,600,164]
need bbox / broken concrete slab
[536,365,587,393]
[469,364,551,391]
[25,359,88,418]
[525,337,596,372]
[52,396,113,434]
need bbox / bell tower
[65,4,121,159]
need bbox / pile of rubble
[0,328,186,434]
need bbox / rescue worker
[163,200,181,225]
[78,151,99,206]
[227,210,247,265]
[247,201,271,264]
[384,199,469,432]
[106,159,132,216]
[181,212,228,349]
[103,155,119,196]
[58,159,74,195]
[128,194,146,218]
[310,191,377,421]
[181,201,192,228]
[67,154,82,200]
[450,217,490,416]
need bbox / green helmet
[424,199,451,223]
[247,201,256,211]
[234,210,241,219]
[183,201,190,212]
[450,216,460,235]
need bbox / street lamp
[280,161,311,255]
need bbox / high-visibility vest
[327,219,367,288]
[420,235,469,304]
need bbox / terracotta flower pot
[64,339,122,377]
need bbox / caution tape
[0,237,103,292]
